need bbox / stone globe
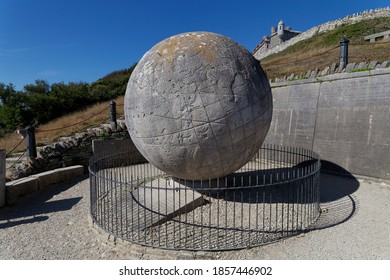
[125,32,272,180]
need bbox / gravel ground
[0,171,389,260]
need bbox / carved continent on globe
[125,32,273,180]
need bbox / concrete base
[5,177,39,205]
[131,178,205,230]
[92,139,147,164]
[5,165,84,205]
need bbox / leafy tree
[51,81,91,112]
[0,83,29,135]
[0,82,16,106]
[0,63,136,137]
[24,79,50,95]
[89,64,136,101]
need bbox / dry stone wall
[270,60,390,83]
[5,119,142,181]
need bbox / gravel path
[0,172,389,260]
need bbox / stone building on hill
[253,20,301,56]
[253,8,390,60]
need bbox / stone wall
[5,119,143,181]
[254,7,390,60]
[92,138,147,164]
[265,67,390,179]
[270,60,390,83]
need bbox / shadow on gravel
[320,160,360,203]
[314,161,360,230]
[0,175,87,229]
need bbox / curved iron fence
[89,144,321,251]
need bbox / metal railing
[89,144,321,251]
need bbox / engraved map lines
[124,32,273,179]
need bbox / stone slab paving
[0,172,389,260]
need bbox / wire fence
[5,101,118,171]
[5,138,26,171]
[262,40,390,68]
[264,45,340,67]
[6,151,27,170]
[6,138,25,158]
[36,105,110,133]
[89,144,321,251]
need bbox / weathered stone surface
[309,68,319,78]
[267,67,390,179]
[357,61,368,70]
[330,63,338,74]
[130,178,205,230]
[345,63,357,72]
[125,32,273,180]
[320,66,330,76]
[380,61,390,68]
[5,177,39,205]
[92,139,147,164]
[4,166,84,204]
[368,61,379,68]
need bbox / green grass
[350,67,375,73]
[287,17,390,52]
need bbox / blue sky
[0,0,388,90]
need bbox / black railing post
[26,125,37,158]
[109,100,117,132]
[339,37,350,70]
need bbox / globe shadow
[319,160,360,203]
[175,159,321,204]
[174,160,360,231]
[314,160,360,230]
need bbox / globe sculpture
[125,32,273,180]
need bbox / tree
[24,79,50,95]
[0,84,28,135]
[0,82,16,106]
[89,64,136,101]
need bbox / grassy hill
[260,16,390,79]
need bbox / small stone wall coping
[5,165,84,205]
[271,61,390,85]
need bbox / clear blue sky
[1,0,388,90]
